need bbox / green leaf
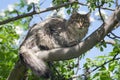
[108,61,116,71]
[67,9,71,15]
[20,0,25,8]
[103,42,107,48]
[100,47,103,51]
[92,73,100,79]
[27,5,32,12]
[99,71,111,80]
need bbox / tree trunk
[7,61,28,80]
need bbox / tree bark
[32,6,120,61]
[8,6,120,80]
[7,61,28,80]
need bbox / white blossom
[59,8,66,18]
[95,10,108,19]
[87,3,90,6]
[15,26,24,35]
[47,8,66,18]
[0,10,5,17]
[95,10,106,16]
[14,39,19,46]
[14,26,24,46]
[15,26,28,46]
[24,0,40,5]
[8,4,15,12]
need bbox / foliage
[52,0,79,14]
[51,59,75,79]
[0,1,31,79]
[87,0,114,10]
[0,0,120,80]
[83,40,120,80]
[0,24,18,80]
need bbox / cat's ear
[86,11,91,17]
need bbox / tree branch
[115,0,119,7]
[101,7,115,11]
[78,2,115,11]
[105,40,116,45]
[7,60,28,80]
[98,6,105,23]
[71,53,120,79]
[0,1,115,26]
[72,57,120,79]
[107,32,120,39]
[91,53,119,73]
[110,32,120,39]
[0,1,78,25]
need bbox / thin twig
[0,1,115,25]
[97,1,105,23]
[115,0,118,7]
[0,1,78,25]
[78,2,115,11]
[0,11,36,26]
[91,53,119,72]
[70,53,120,79]
[75,57,80,74]
[98,6,105,23]
[110,32,120,39]
[40,0,47,6]
[107,32,120,39]
[32,3,36,12]
[105,40,116,45]
[101,7,115,11]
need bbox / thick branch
[33,6,120,61]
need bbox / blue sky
[0,0,18,11]
[0,0,119,75]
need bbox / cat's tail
[19,46,50,78]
